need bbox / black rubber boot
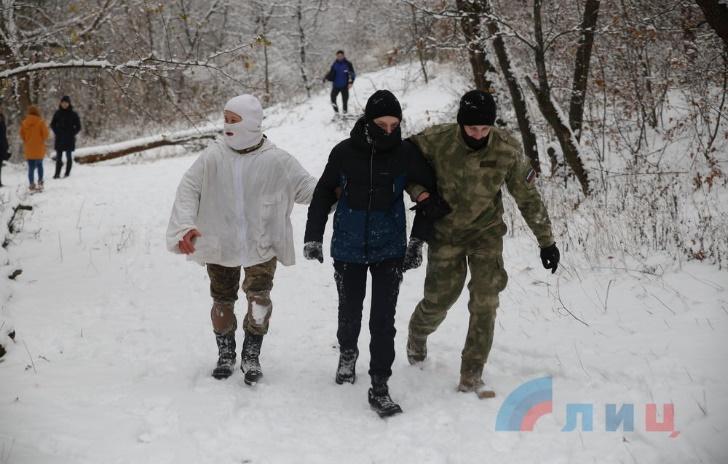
[241,332,264,385]
[335,348,359,384]
[212,332,236,379]
[368,376,403,418]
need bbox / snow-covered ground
[1,64,727,464]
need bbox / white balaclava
[223,94,264,150]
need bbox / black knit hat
[365,90,402,121]
[457,90,496,126]
[61,95,71,103]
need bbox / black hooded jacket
[305,117,437,263]
[50,106,81,151]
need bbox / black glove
[540,243,560,274]
[402,238,424,272]
[303,241,324,263]
[410,193,452,221]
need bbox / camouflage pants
[206,258,277,336]
[408,227,508,378]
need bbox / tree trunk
[480,0,541,172]
[528,0,591,194]
[296,0,312,98]
[263,39,271,103]
[695,0,728,46]
[15,74,31,112]
[455,0,495,91]
[75,128,219,164]
[525,77,590,195]
[257,11,272,104]
[568,0,600,141]
[410,4,429,84]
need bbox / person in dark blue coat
[323,50,355,115]
[303,90,450,417]
[50,95,81,178]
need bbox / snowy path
[1,65,727,463]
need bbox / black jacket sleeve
[50,111,59,134]
[73,111,81,135]
[304,148,342,243]
[404,140,440,243]
[346,60,355,83]
[324,63,335,82]
[403,140,435,192]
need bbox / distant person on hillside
[50,95,82,178]
[166,94,317,384]
[19,105,49,192]
[0,110,8,187]
[303,90,451,418]
[323,50,355,116]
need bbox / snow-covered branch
[0,53,248,84]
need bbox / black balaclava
[457,90,496,150]
[364,90,403,152]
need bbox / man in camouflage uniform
[405,90,560,398]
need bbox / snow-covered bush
[0,185,24,359]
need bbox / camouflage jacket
[408,123,554,247]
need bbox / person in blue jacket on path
[323,50,355,116]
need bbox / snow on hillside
[0,63,726,464]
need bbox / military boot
[368,376,403,418]
[212,332,236,380]
[457,364,495,399]
[406,333,427,365]
[241,332,264,385]
[335,348,359,384]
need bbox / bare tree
[409,3,430,83]
[0,0,117,111]
[454,0,495,91]
[480,0,541,172]
[521,0,590,194]
[568,0,600,142]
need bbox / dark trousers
[330,87,349,113]
[333,258,403,379]
[54,150,73,177]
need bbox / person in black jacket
[50,95,81,178]
[303,90,449,418]
[0,110,8,187]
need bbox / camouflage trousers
[206,258,277,336]
[408,226,508,378]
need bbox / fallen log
[74,124,221,164]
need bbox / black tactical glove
[540,243,560,274]
[410,193,452,221]
[402,238,424,272]
[303,241,324,263]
